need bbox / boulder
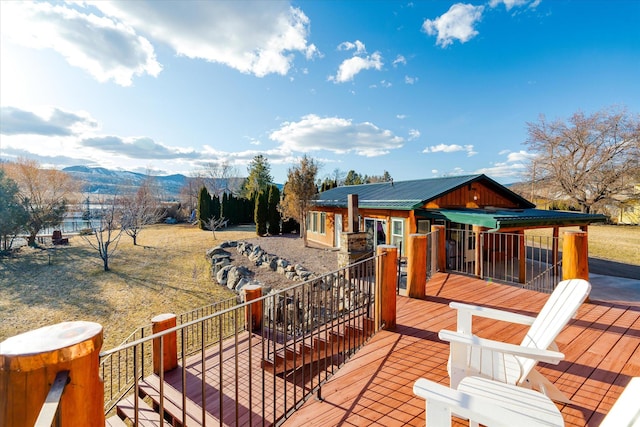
[206,246,231,259]
[216,265,234,285]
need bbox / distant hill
[63,166,188,198]
[63,166,246,200]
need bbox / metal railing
[100,254,380,426]
[445,229,560,293]
[101,296,240,414]
[34,370,69,427]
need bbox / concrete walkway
[589,273,640,303]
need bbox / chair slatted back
[517,278,591,378]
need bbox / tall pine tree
[267,184,281,235]
[255,191,268,236]
[198,186,212,230]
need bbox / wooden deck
[283,273,640,427]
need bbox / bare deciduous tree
[120,176,163,245]
[82,195,123,271]
[525,106,640,213]
[1,158,80,245]
[280,155,319,246]
[203,216,227,240]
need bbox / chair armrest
[438,330,564,364]
[450,302,537,326]
[413,377,565,427]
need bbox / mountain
[63,166,189,199]
[63,166,248,200]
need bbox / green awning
[416,208,607,231]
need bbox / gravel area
[228,234,340,290]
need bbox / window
[307,211,326,234]
[391,218,404,255]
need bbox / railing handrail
[100,254,381,358]
[34,370,69,427]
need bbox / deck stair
[108,373,219,427]
[262,318,375,375]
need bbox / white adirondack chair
[414,375,640,427]
[413,376,565,427]
[439,278,591,404]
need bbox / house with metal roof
[308,174,606,283]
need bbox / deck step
[140,374,219,426]
[116,395,171,427]
[105,415,128,427]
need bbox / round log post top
[0,321,103,371]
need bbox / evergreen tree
[197,186,212,230]
[0,169,28,251]
[243,154,273,200]
[255,191,268,235]
[212,194,221,219]
[221,192,229,222]
[267,184,281,235]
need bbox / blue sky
[1,1,638,184]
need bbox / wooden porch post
[473,226,485,278]
[552,227,560,279]
[431,225,446,272]
[375,245,398,331]
[152,313,178,374]
[518,230,526,284]
[406,233,427,299]
[563,230,589,281]
[243,284,263,332]
[0,321,105,427]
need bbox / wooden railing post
[151,313,178,374]
[0,321,105,427]
[406,234,427,299]
[562,230,589,281]
[243,284,263,332]
[375,245,398,331]
[431,225,446,272]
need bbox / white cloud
[393,55,406,66]
[422,3,484,47]
[93,1,318,78]
[423,143,476,156]
[330,40,383,83]
[0,2,162,86]
[338,40,366,54]
[405,75,417,84]
[330,52,383,83]
[408,129,420,140]
[488,0,539,11]
[269,114,404,157]
[396,114,407,120]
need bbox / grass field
[1,223,638,348]
[525,224,640,266]
[0,224,255,348]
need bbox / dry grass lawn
[2,223,637,349]
[526,224,640,266]
[0,224,255,349]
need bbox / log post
[562,230,589,281]
[243,284,263,332]
[431,225,446,272]
[0,321,105,427]
[151,313,178,374]
[406,234,427,299]
[375,245,398,331]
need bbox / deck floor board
[282,273,640,427]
